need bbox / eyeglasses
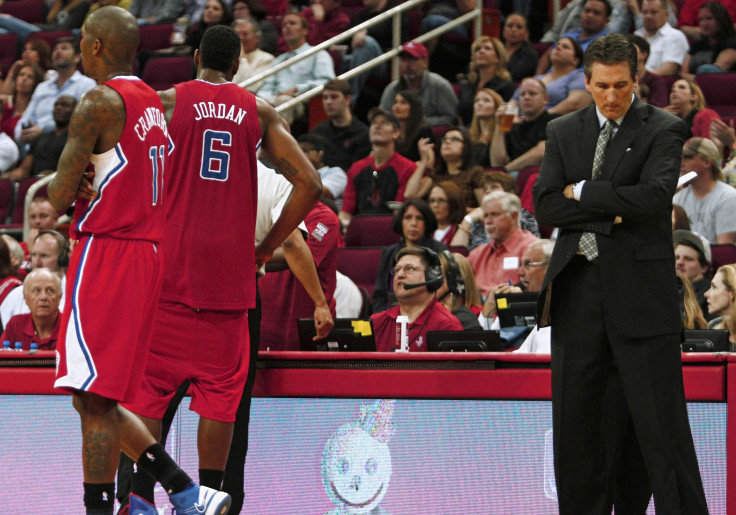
[392,264,425,275]
[428,198,449,204]
[441,136,463,143]
[519,260,548,269]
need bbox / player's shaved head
[84,6,140,65]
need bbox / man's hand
[76,170,97,200]
[563,183,575,199]
[311,2,325,21]
[255,242,275,269]
[19,123,42,143]
[352,29,367,48]
[279,87,298,97]
[312,304,334,340]
[710,118,735,153]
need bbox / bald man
[47,7,230,515]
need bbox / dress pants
[550,255,707,514]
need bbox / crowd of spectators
[0,0,735,353]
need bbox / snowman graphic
[321,399,396,514]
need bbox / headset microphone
[402,280,433,290]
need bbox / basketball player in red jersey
[120,25,323,514]
[47,7,233,515]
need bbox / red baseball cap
[399,41,428,60]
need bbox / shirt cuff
[573,180,586,201]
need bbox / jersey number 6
[200,129,232,182]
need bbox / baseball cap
[398,41,428,60]
[682,137,721,174]
[368,107,400,129]
[673,229,711,264]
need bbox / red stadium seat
[336,246,384,296]
[141,55,195,91]
[11,176,42,225]
[344,214,399,247]
[0,0,44,23]
[660,73,680,98]
[516,165,539,195]
[532,42,552,59]
[695,74,736,117]
[710,244,736,274]
[138,24,174,52]
[0,33,18,78]
[0,179,15,224]
[27,30,75,50]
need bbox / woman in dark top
[372,199,447,312]
[432,126,484,210]
[392,90,435,163]
[467,88,503,167]
[437,251,483,329]
[185,0,234,55]
[681,2,736,78]
[502,13,539,83]
[457,36,515,125]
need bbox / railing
[239,0,484,115]
[23,173,54,242]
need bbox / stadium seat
[532,42,552,59]
[141,55,195,91]
[0,179,15,224]
[138,24,174,52]
[516,165,539,195]
[710,244,736,274]
[695,74,736,117]
[660,73,680,98]
[10,176,42,225]
[0,0,44,23]
[27,30,75,50]
[0,33,18,78]
[344,214,399,247]
[336,246,384,296]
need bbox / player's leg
[198,417,236,490]
[73,391,121,515]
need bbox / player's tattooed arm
[48,86,125,210]
[157,88,177,124]
[255,97,322,267]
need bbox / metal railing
[239,0,484,115]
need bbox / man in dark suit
[532,34,708,514]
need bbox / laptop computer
[297,318,377,352]
[682,329,731,352]
[495,292,538,328]
[426,330,503,352]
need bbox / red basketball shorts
[55,236,162,403]
[122,300,250,423]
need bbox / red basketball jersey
[161,80,259,310]
[72,77,170,242]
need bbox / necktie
[579,119,617,260]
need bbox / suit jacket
[532,98,685,339]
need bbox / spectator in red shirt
[1,267,61,349]
[371,246,463,352]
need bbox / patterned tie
[579,119,617,260]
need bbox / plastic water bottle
[2,341,9,351]
[395,316,409,353]
[13,342,22,351]
[29,343,38,354]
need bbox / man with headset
[0,229,68,327]
[371,246,462,352]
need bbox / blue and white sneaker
[169,483,231,515]
[129,494,158,515]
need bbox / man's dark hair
[626,33,650,57]
[54,36,80,55]
[199,25,241,72]
[323,78,352,97]
[298,132,332,154]
[584,0,612,18]
[583,33,638,80]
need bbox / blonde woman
[705,264,736,346]
[457,36,515,125]
[468,88,503,167]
